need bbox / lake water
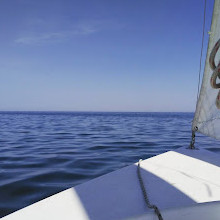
[0,111,220,217]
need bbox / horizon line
[0,110,194,113]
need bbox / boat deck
[2,147,220,220]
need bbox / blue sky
[0,0,214,112]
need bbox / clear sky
[0,0,214,112]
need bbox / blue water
[0,111,220,217]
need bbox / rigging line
[191,0,207,148]
[196,0,207,102]
[190,0,207,148]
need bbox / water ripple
[0,111,220,217]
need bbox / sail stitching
[194,116,220,124]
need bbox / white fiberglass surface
[2,148,220,220]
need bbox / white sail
[193,0,220,139]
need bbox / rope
[189,126,198,149]
[209,38,220,109]
[137,159,163,220]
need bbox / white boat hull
[2,147,220,220]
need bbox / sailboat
[2,0,220,219]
